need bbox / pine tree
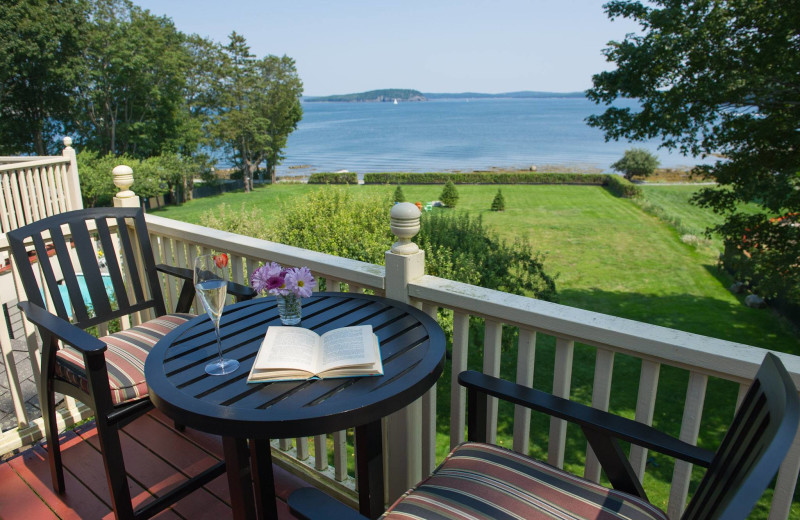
[491,189,505,211]
[440,180,459,208]
[393,185,406,203]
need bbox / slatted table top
[145,292,446,440]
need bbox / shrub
[611,148,660,180]
[491,189,506,211]
[440,180,459,207]
[604,175,642,198]
[267,187,393,264]
[393,185,406,202]
[418,212,557,301]
[308,172,358,184]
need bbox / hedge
[308,171,642,198]
[363,172,610,185]
[603,174,642,198]
[308,172,359,184]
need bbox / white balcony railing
[0,162,797,519]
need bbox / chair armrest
[458,370,713,466]
[17,301,107,353]
[288,488,367,520]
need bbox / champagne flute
[194,254,239,376]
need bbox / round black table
[145,292,446,520]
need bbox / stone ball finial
[390,202,421,255]
[112,165,135,198]
[63,136,73,147]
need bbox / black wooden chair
[290,352,799,520]
[7,207,254,520]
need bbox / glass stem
[213,319,223,360]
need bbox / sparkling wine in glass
[194,254,239,376]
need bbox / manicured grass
[152,183,799,515]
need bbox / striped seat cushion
[383,442,668,520]
[55,313,193,405]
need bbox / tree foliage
[393,185,406,202]
[70,0,189,158]
[611,148,659,180]
[587,0,800,298]
[440,180,459,207]
[1,0,302,204]
[0,0,88,155]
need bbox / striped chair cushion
[55,313,193,405]
[383,442,668,520]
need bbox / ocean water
[275,97,703,177]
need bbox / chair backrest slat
[94,217,131,310]
[115,215,147,305]
[681,354,799,520]
[70,218,113,318]
[133,212,166,316]
[32,232,73,320]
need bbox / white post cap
[390,202,421,255]
[113,165,135,198]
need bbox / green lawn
[151,182,799,515]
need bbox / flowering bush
[250,262,316,298]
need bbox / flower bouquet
[250,262,316,325]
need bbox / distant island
[306,89,426,103]
[305,89,585,102]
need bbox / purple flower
[249,265,271,294]
[251,262,315,298]
[266,274,286,295]
[264,262,283,277]
[285,266,316,298]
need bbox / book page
[253,327,321,372]
[319,325,376,371]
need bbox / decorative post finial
[112,165,140,208]
[390,202,421,255]
[63,136,73,148]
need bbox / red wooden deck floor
[0,410,310,519]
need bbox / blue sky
[133,1,641,97]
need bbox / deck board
[0,411,315,519]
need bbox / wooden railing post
[62,137,83,211]
[384,202,425,502]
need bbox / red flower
[214,253,229,268]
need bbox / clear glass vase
[276,293,302,325]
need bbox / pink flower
[285,266,316,298]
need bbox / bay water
[275,97,702,178]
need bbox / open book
[247,325,383,383]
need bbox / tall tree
[214,32,269,192]
[214,33,303,190]
[257,55,303,184]
[587,0,800,297]
[70,0,189,158]
[0,0,88,155]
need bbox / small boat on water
[393,99,398,105]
